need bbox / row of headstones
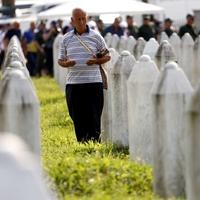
[102,47,200,200]
[105,32,200,88]
[0,36,56,200]
[52,33,200,199]
[53,32,200,92]
[0,36,40,156]
[53,33,68,91]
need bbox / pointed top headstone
[160,31,169,43]
[169,32,181,46]
[121,50,136,75]
[111,34,120,49]
[143,38,159,59]
[182,33,195,45]
[151,61,193,94]
[126,35,137,54]
[104,32,112,47]
[128,55,159,84]
[0,133,55,200]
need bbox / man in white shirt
[58,8,110,142]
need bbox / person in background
[35,21,46,76]
[96,19,104,36]
[22,21,38,76]
[56,19,63,32]
[87,20,99,33]
[62,21,72,35]
[43,20,59,76]
[163,18,175,37]
[137,16,155,41]
[58,8,110,142]
[62,25,70,35]
[125,15,138,38]
[150,15,161,40]
[178,14,197,41]
[102,17,124,37]
[0,24,8,67]
[3,21,21,50]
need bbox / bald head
[71,8,87,35]
[72,8,86,18]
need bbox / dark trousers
[44,47,53,76]
[27,52,37,76]
[65,83,104,142]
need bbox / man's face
[127,17,133,26]
[187,16,194,25]
[165,21,172,29]
[30,22,35,30]
[71,10,87,33]
[143,19,149,25]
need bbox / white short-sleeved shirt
[59,27,107,84]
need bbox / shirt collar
[73,25,90,34]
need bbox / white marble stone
[108,48,120,67]
[169,33,181,65]
[0,133,56,200]
[151,61,193,198]
[3,46,27,73]
[6,36,26,65]
[143,38,159,60]
[126,36,137,55]
[181,33,195,86]
[155,40,176,70]
[160,31,169,43]
[120,50,136,147]
[110,34,120,50]
[54,34,68,91]
[53,34,63,84]
[104,32,112,48]
[0,68,40,156]
[193,35,200,86]
[110,51,134,146]
[118,36,127,53]
[8,60,30,78]
[128,55,159,164]
[134,37,146,60]
[185,83,200,200]
[101,48,120,142]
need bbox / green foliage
[33,77,183,200]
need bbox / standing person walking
[163,18,175,38]
[137,16,155,41]
[58,8,110,142]
[178,14,197,41]
[125,15,138,38]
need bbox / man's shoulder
[63,30,74,40]
[89,29,103,40]
[179,24,188,30]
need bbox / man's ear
[71,17,74,26]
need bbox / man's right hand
[58,59,76,68]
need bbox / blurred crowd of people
[0,19,66,77]
[101,14,199,41]
[0,13,199,77]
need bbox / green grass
[33,77,182,200]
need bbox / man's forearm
[96,55,111,65]
[58,59,75,68]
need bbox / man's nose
[80,19,84,24]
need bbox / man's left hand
[86,58,97,65]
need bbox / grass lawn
[33,77,182,200]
